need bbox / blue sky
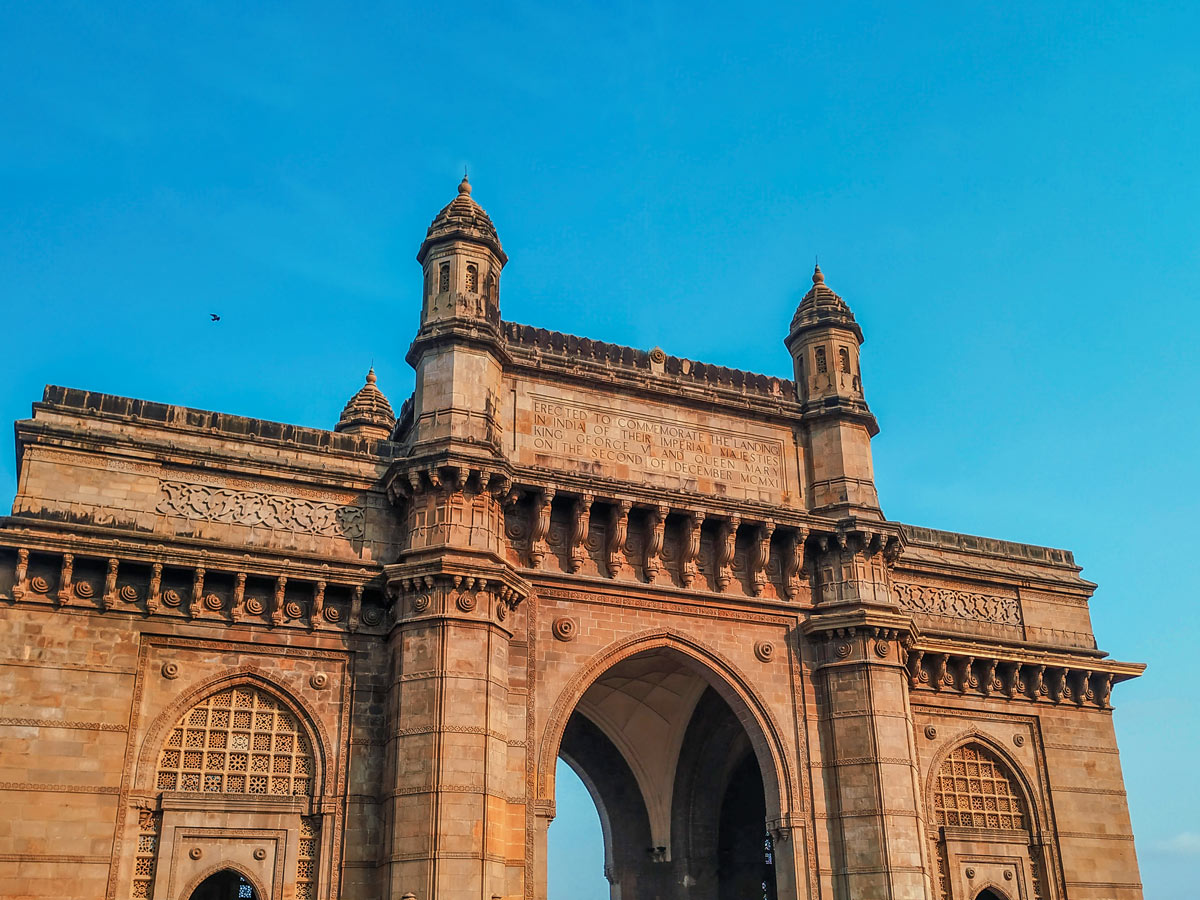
[2,2,1197,896]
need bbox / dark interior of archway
[187,869,258,900]
[560,681,776,899]
[975,890,1008,900]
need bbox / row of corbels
[385,462,513,503]
[510,486,813,598]
[6,547,383,631]
[906,648,1115,708]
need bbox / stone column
[803,527,930,900]
[383,466,529,900]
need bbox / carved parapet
[905,640,1141,709]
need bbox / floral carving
[162,589,182,608]
[120,585,138,602]
[30,575,49,594]
[753,640,774,662]
[361,606,383,626]
[156,480,365,539]
[161,662,180,680]
[245,597,265,615]
[892,581,1021,626]
[203,593,223,611]
[73,581,94,599]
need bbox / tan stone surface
[0,179,1143,899]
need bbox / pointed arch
[537,629,798,821]
[134,669,331,797]
[179,863,266,900]
[923,731,1044,839]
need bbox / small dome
[335,368,396,440]
[788,264,862,342]
[417,174,506,265]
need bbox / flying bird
[210,314,221,322]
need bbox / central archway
[542,635,795,899]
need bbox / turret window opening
[815,347,827,374]
[439,264,450,293]
[838,347,851,374]
[465,263,478,292]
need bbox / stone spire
[334,368,395,441]
[787,264,863,344]
[417,174,506,267]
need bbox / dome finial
[366,367,377,385]
[459,170,471,195]
[813,259,824,285]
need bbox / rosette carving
[552,617,578,642]
[753,640,775,662]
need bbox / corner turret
[785,264,881,518]
[416,174,506,327]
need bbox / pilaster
[804,525,931,900]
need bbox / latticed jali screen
[156,686,314,795]
[933,744,1025,830]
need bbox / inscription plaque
[521,393,791,502]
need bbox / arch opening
[548,646,784,900]
[186,868,258,900]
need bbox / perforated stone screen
[156,686,314,796]
[933,744,1025,830]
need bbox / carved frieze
[155,480,366,540]
[892,581,1022,626]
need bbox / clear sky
[2,2,1196,897]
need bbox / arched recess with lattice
[133,671,331,797]
[128,673,332,900]
[153,684,316,797]
[924,736,1053,900]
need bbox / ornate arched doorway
[186,868,259,899]
[929,741,1051,899]
[129,681,325,900]
[548,646,787,900]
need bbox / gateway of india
[0,178,1144,900]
